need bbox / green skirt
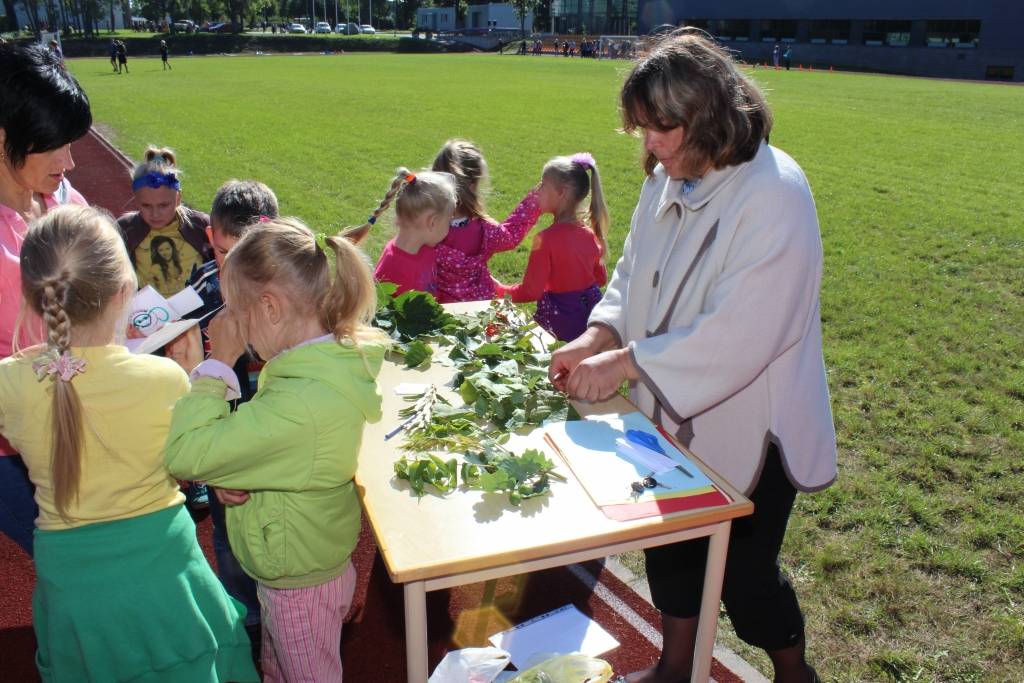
[33,505,259,683]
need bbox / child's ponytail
[225,217,389,349]
[585,164,610,263]
[544,153,611,262]
[343,168,414,244]
[321,234,386,345]
[19,205,136,523]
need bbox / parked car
[315,21,331,34]
[287,23,307,34]
[335,22,360,34]
[359,24,375,34]
[172,20,195,32]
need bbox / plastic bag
[505,653,614,683]
[429,647,512,683]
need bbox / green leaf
[459,379,478,404]
[402,340,433,368]
[473,342,504,356]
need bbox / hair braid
[40,277,73,353]
[342,168,412,244]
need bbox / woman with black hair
[0,40,92,557]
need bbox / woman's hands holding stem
[549,325,639,402]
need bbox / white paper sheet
[544,412,713,506]
[125,318,199,355]
[488,604,618,670]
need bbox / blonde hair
[431,138,490,221]
[344,168,457,244]
[130,145,180,185]
[222,217,386,345]
[19,205,135,522]
[620,29,773,176]
[543,155,610,262]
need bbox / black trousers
[644,445,805,651]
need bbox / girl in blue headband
[117,146,212,297]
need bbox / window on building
[926,20,981,48]
[760,19,797,43]
[985,65,1014,81]
[809,20,851,45]
[713,19,751,42]
[863,20,912,46]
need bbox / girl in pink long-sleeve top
[431,139,542,303]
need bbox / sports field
[69,53,1023,681]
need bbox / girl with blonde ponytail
[0,205,258,682]
[498,153,610,341]
[165,216,389,680]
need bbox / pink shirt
[374,238,438,297]
[435,190,541,303]
[0,180,88,454]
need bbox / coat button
[653,271,660,288]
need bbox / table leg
[690,521,732,683]
[404,580,429,683]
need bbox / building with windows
[551,0,639,36]
[635,0,1023,81]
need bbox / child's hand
[165,325,204,373]
[208,308,246,366]
[125,323,144,339]
[214,487,250,506]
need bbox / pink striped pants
[257,562,357,683]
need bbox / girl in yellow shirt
[0,205,257,682]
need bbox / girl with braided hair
[356,167,457,296]
[0,205,258,682]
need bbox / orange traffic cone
[798,64,803,71]
[830,65,834,73]
[809,65,814,72]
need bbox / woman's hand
[164,325,204,372]
[549,325,617,391]
[214,487,250,506]
[208,308,246,366]
[564,347,640,403]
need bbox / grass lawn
[68,54,1024,681]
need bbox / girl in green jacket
[165,217,389,683]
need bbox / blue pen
[384,414,417,441]
[626,429,693,478]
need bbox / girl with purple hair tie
[497,153,609,341]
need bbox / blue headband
[132,171,181,192]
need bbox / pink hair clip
[570,152,596,170]
[258,215,271,223]
[32,349,87,383]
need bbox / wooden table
[355,305,753,683]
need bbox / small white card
[488,604,619,670]
[393,382,431,396]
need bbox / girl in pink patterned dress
[430,139,542,303]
